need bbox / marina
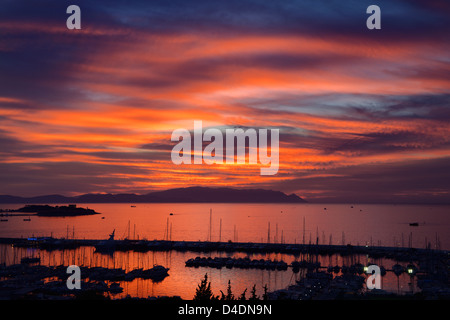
[0,235,448,300]
[0,236,447,261]
[0,203,449,300]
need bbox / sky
[0,0,449,203]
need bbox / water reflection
[0,244,419,299]
[0,203,448,250]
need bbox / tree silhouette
[193,273,216,300]
[249,284,259,300]
[262,284,268,300]
[220,280,235,300]
[193,275,267,301]
[238,288,247,300]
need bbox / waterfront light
[406,264,417,275]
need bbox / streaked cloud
[0,0,449,202]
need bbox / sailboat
[94,229,116,253]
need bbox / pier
[0,236,447,261]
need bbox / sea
[0,203,449,299]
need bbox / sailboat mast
[219,218,222,242]
[302,217,305,245]
[275,223,278,244]
[166,217,169,241]
[209,208,212,242]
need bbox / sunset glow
[0,0,449,203]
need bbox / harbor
[0,203,449,300]
[0,236,447,261]
[0,235,448,300]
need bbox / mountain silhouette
[0,187,306,204]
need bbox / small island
[7,204,100,217]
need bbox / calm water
[0,203,448,249]
[0,203,448,299]
[0,245,420,299]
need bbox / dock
[0,237,447,261]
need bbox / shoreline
[0,237,447,259]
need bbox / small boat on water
[143,265,170,281]
[109,282,123,293]
[131,205,136,208]
[23,216,31,221]
[392,264,405,276]
[94,229,116,253]
[0,219,8,222]
[409,222,419,226]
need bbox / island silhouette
[0,187,305,204]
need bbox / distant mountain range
[0,187,306,204]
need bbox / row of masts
[204,209,442,250]
[35,209,442,250]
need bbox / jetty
[0,237,447,262]
[185,256,289,270]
